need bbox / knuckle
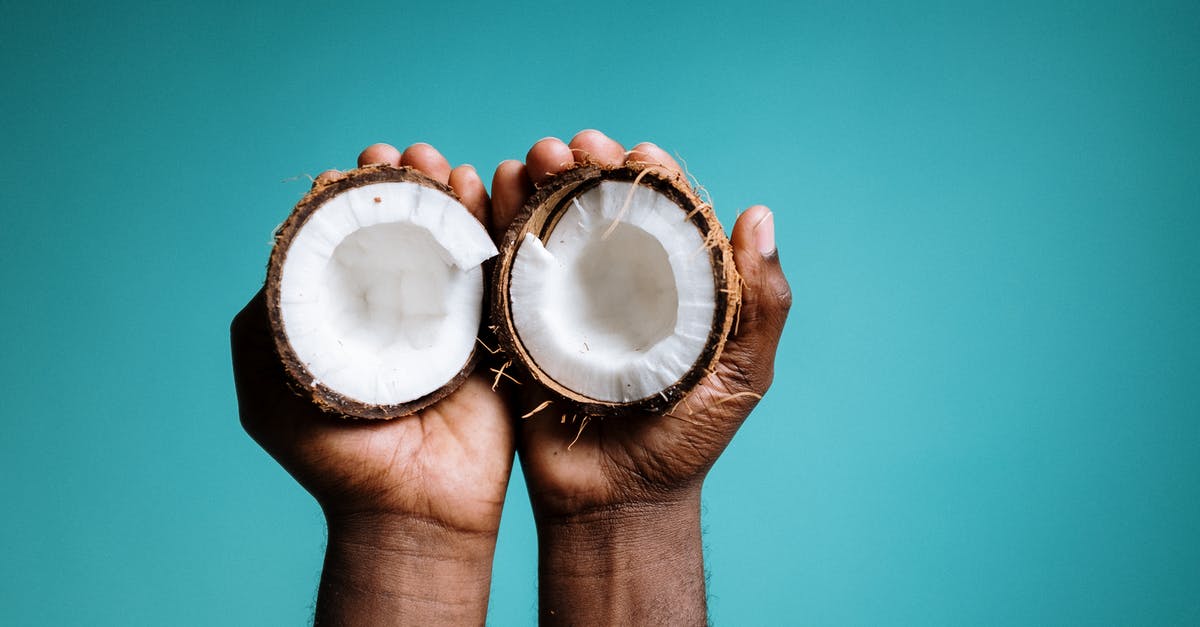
[774,277,793,312]
[764,261,792,305]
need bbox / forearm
[315,514,497,626]
[536,495,707,626]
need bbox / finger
[720,205,791,393]
[625,141,683,177]
[357,142,402,167]
[525,137,574,186]
[231,290,351,461]
[569,129,625,167]
[449,164,490,228]
[400,143,452,185]
[230,288,270,355]
[314,169,345,186]
[230,289,297,441]
[491,159,533,237]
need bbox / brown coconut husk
[491,163,741,417]
[265,164,484,419]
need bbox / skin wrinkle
[672,420,722,469]
[237,144,517,626]
[532,495,700,530]
[641,449,697,494]
[508,131,790,627]
[535,498,706,625]
[234,133,788,626]
[597,443,654,499]
[596,433,699,504]
[328,516,494,556]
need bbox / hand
[490,130,791,625]
[231,143,514,625]
[494,130,791,522]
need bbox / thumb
[720,205,792,394]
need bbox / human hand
[493,129,791,523]
[231,143,514,625]
[490,130,791,624]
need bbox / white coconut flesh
[278,181,498,406]
[510,180,717,403]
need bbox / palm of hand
[233,297,514,535]
[289,375,513,533]
[234,144,516,535]
[496,132,785,520]
[516,354,763,518]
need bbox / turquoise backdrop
[2,1,1197,624]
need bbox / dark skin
[232,145,512,625]
[231,131,791,625]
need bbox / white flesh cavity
[510,181,717,402]
[279,181,498,406]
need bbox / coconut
[492,163,740,416]
[266,165,498,419]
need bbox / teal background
[2,1,1197,624]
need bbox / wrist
[529,474,706,524]
[325,509,499,559]
[317,511,497,626]
[535,492,707,626]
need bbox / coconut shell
[491,163,741,417]
[265,164,484,419]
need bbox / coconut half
[492,164,740,416]
[266,165,498,419]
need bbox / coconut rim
[492,163,740,417]
[266,164,486,419]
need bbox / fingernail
[754,211,775,256]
